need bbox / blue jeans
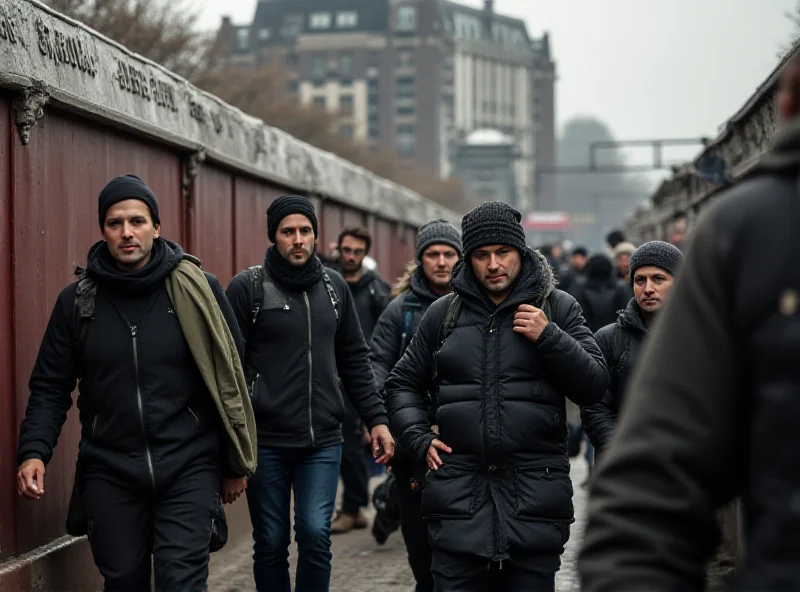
[247,445,342,592]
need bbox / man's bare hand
[370,424,395,464]
[17,459,45,500]
[427,439,453,470]
[513,304,549,342]
[222,477,247,504]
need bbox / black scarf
[264,245,324,292]
[86,237,183,295]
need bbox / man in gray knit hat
[385,202,608,591]
[369,218,463,591]
[581,240,683,459]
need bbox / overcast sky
[198,0,798,169]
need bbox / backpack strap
[322,270,341,327]
[399,292,423,354]
[436,294,463,354]
[73,266,97,349]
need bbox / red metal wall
[0,98,419,588]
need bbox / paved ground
[209,459,589,592]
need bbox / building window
[368,78,380,90]
[396,125,415,155]
[310,12,332,29]
[313,97,326,109]
[397,105,415,116]
[336,11,358,28]
[281,14,303,38]
[257,28,270,41]
[397,50,414,68]
[339,124,354,139]
[236,28,249,50]
[311,54,326,79]
[396,76,414,100]
[397,6,417,30]
[287,81,299,94]
[285,52,298,69]
[340,54,354,77]
[339,95,354,116]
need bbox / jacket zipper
[187,406,202,432]
[250,373,259,401]
[303,291,316,447]
[131,325,157,491]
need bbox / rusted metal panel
[321,201,344,253]
[11,108,181,557]
[402,226,416,268]
[374,219,395,280]
[233,176,281,273]
[189,166,234,285]
[0,95,16,562]
[342,208,365,230]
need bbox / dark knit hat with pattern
[461,201,527,257]
[629,240,684,285]
[98,174,160,229]
[266,194,318,243]
[415,219,463,262]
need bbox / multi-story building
[219,0,556,212]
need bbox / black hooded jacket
[579,122,800,591]
[580,298,648,456]
[226,257,388,449]
[385,249,607,562]
[347,269,392,343]
[572,254,631,333]
[17,239,245,485]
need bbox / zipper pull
[130,325,137,338]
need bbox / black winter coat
[386,249,608,561]
[371,266,442,472]
[579,125,800,591]
[347,270,392,343]
[580,298,647,456]
[17,239,244,485]
[226,262,387,449]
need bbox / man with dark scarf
[225,194,394,591]
[385,201,607,592]
[16,174,253,591]
[369,219,463,592]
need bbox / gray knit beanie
[415,219,463,262]
[461,201,527,257]
[629,241,684,285]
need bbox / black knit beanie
[415,219,463,262]
[629,240,684,285]
[461,201,527,257]
[97,174,160,229]
[266,195,318,243]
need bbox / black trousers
[431,550,557,592]
[339,401,369,515]
[82,463,219,591]
[397,473,435,592]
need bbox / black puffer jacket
[226,261,387,449]
[386,249,607,561]
[579,123,800,591]
[348,270,392,343]
[580,298,648,456]
[17,239,244,484]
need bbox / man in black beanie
[16,174,257,590]
[369,218,463,591]
[581,240,683,460]
[385,201,608,591]
[225,194,394,591]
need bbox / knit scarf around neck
[264,245,324,291]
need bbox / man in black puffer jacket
[225,194,394,591]
[385,201,608,591]
[16,175,255,591]
[370,219,463,592]
[580,241,682,459]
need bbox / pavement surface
[209,459,589,592]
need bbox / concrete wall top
[0,0,461,228]
[629,38,800,234]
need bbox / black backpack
[398,291,424,356]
